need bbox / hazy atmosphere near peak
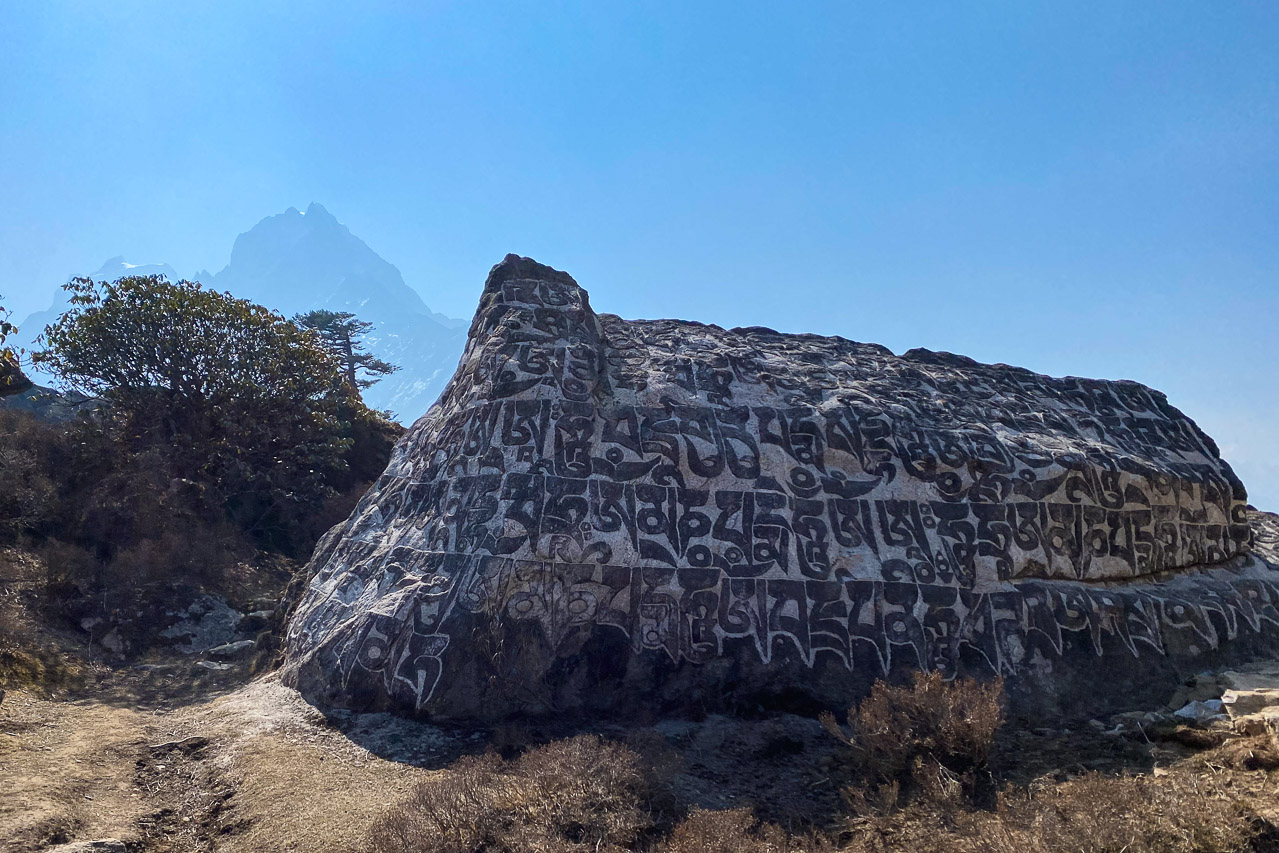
[1,2,1276,508]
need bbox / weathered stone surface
[159,595,243,654]
[47,841,128,853]
[283,255,1279,720]
[207,639,256,658]
[1222,688,1279,718]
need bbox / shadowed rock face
[283,255,1279,720]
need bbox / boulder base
[283,255,1279,720]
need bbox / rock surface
[160,595,244,654]
[283,255,1279,720]
[47,841,128,853]
[0,382,98,421]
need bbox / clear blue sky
[2,2,1277,508]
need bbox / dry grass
[366,734,655,853]
[821,671,1004,805]
[0,558,81,692]
[659,807,834,853]
[851,770,1270,853]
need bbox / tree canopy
[34,276,356,534]
[0,294,30,397]
[293,309,399,394]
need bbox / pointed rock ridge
[304,201,338,222]
[282,257,1279,721]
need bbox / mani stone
[282,255,1279,720]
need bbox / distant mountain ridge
[15,204,467,421]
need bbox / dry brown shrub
[822,671,1004,799]
[658,807,833,853]
[0,410,61,540]
[366,734,654,853]
[956,771,1266,853]
[1196,734,1279,772]
[512,733,654,847]
[37,538,99,594]
[838,769,1269,853]
[0,577,79,690]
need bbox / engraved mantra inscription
[286,261,1271,712]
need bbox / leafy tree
[293,309,399,394]
[34,276,355,540]
[0,294,14,346]
[0,294,31,397]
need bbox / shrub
[951,771,1265,853]
[34,275,352,545]
[0,410,60,540]
[821,671,1004,803]
[366,734,654,853]
[659,808,832,853]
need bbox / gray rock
[47,841,127,853]
[282,255,1279,721]
[1173,699,1226,724]
[242,610,276,631]
[1222,688,1279,718]
[207,639,255,658]
[99,629,125,656]
[195,660,232,671]
[160,595,243,654]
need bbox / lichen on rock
[282,255,1279,720]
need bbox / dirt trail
[0,673,432,853]
[0,690,153,850]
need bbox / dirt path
[0,690,153,850]
[0,674,434,853]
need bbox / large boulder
[283,255,1279,719]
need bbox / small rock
[207,639,255,658]
[196,661,231,671]
[48,841,128,853]
[1173,699,1227,725]
[149,735,209,753]
[242,610,275,631]
[100,629,125,656]
[1166,672,1224,710]
[1221,669,1279,692]
[1222,688,1279,719]
[1230,710,1279,737]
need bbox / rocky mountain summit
[15,205,467,420]
[209,203,467,418]
[282,255,1279,720]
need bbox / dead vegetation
[362,673,1279,853]
[821,671,1005,808]
[366,734,656,853]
